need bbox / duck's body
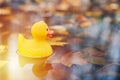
[18,21,53,58]
[18,34,52,58]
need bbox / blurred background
[0,0,120,80]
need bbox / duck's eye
[46,28,48,31]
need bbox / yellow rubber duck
[18,21,53,58]
[17,21,53,77]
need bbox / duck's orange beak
[47,29,54,38]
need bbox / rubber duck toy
[17,21,53,77]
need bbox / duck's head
[31,21,52,40]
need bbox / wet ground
[0,1,120,80]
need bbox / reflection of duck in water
[18,21,53,77]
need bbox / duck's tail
[18,34,25,42]
[18,34,26,48]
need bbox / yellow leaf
[49,42,68,46]
[47,37,68,46]
[35,0,43,3]
[0,60,7,69]
[0,45,8,55]
[0,7,11,15]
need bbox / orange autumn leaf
[51,25,69,35]
[0,7,11,15]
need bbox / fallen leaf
[49,42,68,46]
[0,7,11,15]
[51,25,69,35]
[0,60,8,69]
[0,45,8,55]
[56,0,70,11]
[47,37,68,46]
[85,48,106,57]
[47,37,64,42]
[68,0,80,7]
[86,56,106,65]
[61,52,88,67]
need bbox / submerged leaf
[85,48,106,57]
[86,56,106,65]
[61,52,88,67]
